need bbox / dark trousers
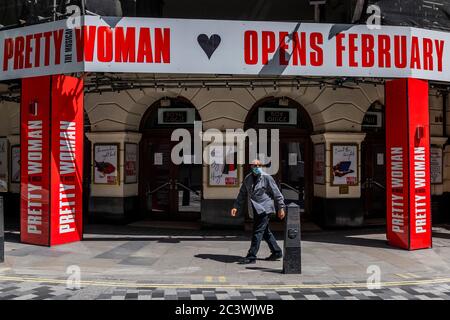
[246,213,282,260]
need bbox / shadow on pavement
[4,231,20,244]
[432,232,450,240]
[302,228,393,250]
[194,253,242,263]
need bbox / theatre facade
[0,8,449,249]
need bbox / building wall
[84,82,383,199]
[1,80,449,226]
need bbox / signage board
[314,143,325,184]
[258,108,297,125]
[362,111,382,128]
[1,16,450,81]
[158,108,195,125]
[430,147,443,184]
[125,143,138,184]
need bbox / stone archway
[138,97,203,221]
[244,96,314,219]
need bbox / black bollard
[0,195,4,263]
[282,203,301,274]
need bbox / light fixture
[279,97,289,106]
[161,98,171,107]
[415,126,424,140]
[29,101,38,116]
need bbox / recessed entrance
[244,97,313,219]
[361,101,386,221]
[139,98,202,221]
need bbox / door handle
[371,179,386,190]
[362,178,371,189]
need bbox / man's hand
[277,208,286,220]
[231,208,238,217]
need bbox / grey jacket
[233,172,285,215]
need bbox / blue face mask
[251,167,262,175]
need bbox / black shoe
[264,252,283,261]
[239,257,256,264]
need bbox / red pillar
[385,78,432,250]
[20,75,84,246]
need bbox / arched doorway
[139,97,202,221]
[244,97,314,219]
[361,101,386,220]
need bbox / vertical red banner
[50,75,84,245]
[385,78,432,250]
[21,75,83,246]
[21,76,52,245]
[407,80,432,250]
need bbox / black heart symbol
[197,34,221,59]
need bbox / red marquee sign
[1,17,449,82]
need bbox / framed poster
[208,145,239,187]
[314,143,325,185]
[10,145,20,183]
[93,143,120,185]
[331,144,358,186]
[124,143,138,184]
[430,147,443,184]
[0,138,8,192]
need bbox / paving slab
[1,224,450,299]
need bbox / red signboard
[385,78,432,250]
[20,76,52,245]
[50,75,84,245]
[21,75,83,246]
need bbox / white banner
[1,16,450,81]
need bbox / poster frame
[207,144,240,188]
[10,144,20,184]
[330,143,359,187]
[93,143,120,185]
[0,138,8,192]
[124,143,138,184]
[430,146,443,185]
[313,143,326,185]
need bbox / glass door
[142,138,175,217]
[362,139,386,218]
[141,134,202,220]
[278,141,305,213]
[175,163,202,213]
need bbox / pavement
[1,223,450,300]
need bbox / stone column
[85,131,142,222]
[311,132,366,227]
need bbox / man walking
[231,159,285,264]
